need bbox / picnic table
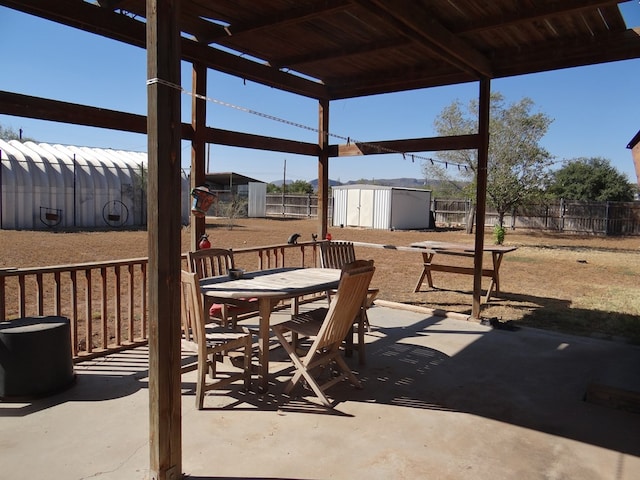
[410,240,517,302]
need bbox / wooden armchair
[272,260,375,407]
[187,248,259,329]
[319,241,379,364]
[179,270,252,409]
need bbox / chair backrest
[312,260,375,353]
[180,269,205,348]
[188,248,235,279]
[319,241,357,269]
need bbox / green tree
[266,183,281,193]
[547,157,635,202]
[288,180,314,194]
[422,92,554,227]
[266,180,313,194]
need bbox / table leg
[485,252,504,302]
[258,298,272,392]
[413,251,435,292]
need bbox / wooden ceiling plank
[271,36,409,70]
[360,0,493,77]
[195,0,352,45]
[492,27,640,76]
[458,0,624,35]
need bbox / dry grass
[2,218,639,343]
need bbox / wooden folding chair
[180,270,252,409]
[187,248,259,328]
[319,241,379,363]
[272,260,375,407]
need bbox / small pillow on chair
[209,298,259,317]
[209,303,226,317]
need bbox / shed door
[346,189,360,226]
[359,189,374,227]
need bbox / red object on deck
[198,234,211,250]
[325,233,332,241]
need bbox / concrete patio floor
[1,302,639,480]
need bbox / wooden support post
[318,98,329,238]
[146,0,183,478]
[191,62,208,251]
[472,77,490,319]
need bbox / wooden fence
[263,194,640,235]
[432,199,640,235]
[0,241,323,361]
[266,194,327,218]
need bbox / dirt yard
[2,218,639,342]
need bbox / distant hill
[309,178,343,189]
[342,177,427,188]
[271,177,432,190]
[312,178,427,188]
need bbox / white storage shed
[332,184,432,230]
[0,140,191,230]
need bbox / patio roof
[4,1,640,100]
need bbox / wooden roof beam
[193,0,352,44]
[330,134,480,157]
[1,0,147,47]
[326,65,474,99]
[1,0,329,99]
[358,0,493,78]
[0,90,321,157]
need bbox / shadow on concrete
[0,347,150,417]
[347,311,640,457]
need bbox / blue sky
[2,4,640,185]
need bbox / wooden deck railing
[0,241,323,361]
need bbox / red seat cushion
[209,298,258,317]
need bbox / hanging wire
[146,77,469,171]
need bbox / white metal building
[332,184,432,230]
[0,140,191,230]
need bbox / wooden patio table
[410,241,517,302]
[199,267,341,392]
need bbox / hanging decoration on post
[198,233,211,250]
[191,185,216,217]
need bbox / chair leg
[196,355,208,410]
[358,308,370,365]
[358,312,366,365]
[344,325,355,358]
[243,336,251,390]
[333,353,362,389]
[273,326,332,406]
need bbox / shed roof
[627,129,640,149]
[204,172,264,189]
[332,184,430,192]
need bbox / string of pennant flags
[146,77,469,171]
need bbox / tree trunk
[465,204,476,234]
